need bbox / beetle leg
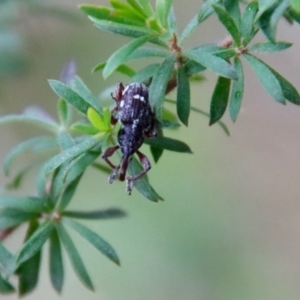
[126,150,151,194]
[102,146,120,183]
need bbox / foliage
[1,0,300,296]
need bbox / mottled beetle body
[102,82,157,194]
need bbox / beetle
[102,82,157,194]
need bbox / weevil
[102,82,157,194]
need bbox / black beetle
[102,82,157,194]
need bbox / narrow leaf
[49,229,64,293]
[271,69,300,105]
[3,136,58,176]
[0,196,44,213]
[56,223,94,291]
[58,99,70,127]
[80,5,143,26]
[270,0,290,40]
[224,0,241,28]
[180,0,219,43]
[0,272,14,293]
[62,208,126,220]
[243,54,285,104]
[71,123,99,135]
[229,57,244,122]
[92,62,136,76]
[177,67,190,126]
[241,1,259,45]
[87,108,109,131]
[126,0,149,18]
[17,221,54,266]
[0,114,58,133]
[48,80,90,114]
[149,54,176,120]
[185,50,237,80]
[126,47,169,61]
[292,0,300,11]
[128,157,163,202]
[209,77,231,125]
[56,175,82,212]
[0,241,15,277]
[145,136,192,153]
[150,146,164,163]
[50,151,99,201]
[0,208,38,230]
[156,0,173,28]
[137,0,154,16]
[63,218,120,265]
[212,4,241,46]
[17,220,41,297]
[248,41,292,52]
[69,76,103,114]
[103,35,152,78]
[44,137,101,176]
[130,63,160,83]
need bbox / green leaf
[255,0,278,22]
[92,62,136,76]
[185,50,237,80]
[209,77,231,125]
[110,0,146,21]
[70,76,103,115]
[145,136,192,153]
[224,0,241,28]
[55,223,94,291]
[62,208,126,220]
[128,157,163,202]
[130,63,160,83]
[241,1,259,45]
[126,0,149,18]
[176,66,190,126]
[269,0,290,41]
[229,57,244,122]
[87,107,110,131]
[3,136,58,176]
[150,146,164,163]
[0,196,44,213]
[80,5,143,26]
[248,41,292,52]
[0,114,59,133]
[44,137,101,176]
[50,151,99,202]
[48,80,90,114]
[17,220,42,297]
[127,47,169,61]
[243,53,285,104]
[49,229,64,293]
[180,0,219,43]
[103,35,153,78]
[56,130,74,150]
[0,272,14,293]
[56,175,82,213]
[149,54,176,120]
[212,4,241,46]
[63,218,120,265]
[92,19,166,47]
[58,99,70,127]
[137,0,154,15]
[156,0,173,28]
[0,241,15,277]
[271,69,300,105]
[71,123,99,135]
[17,220,54,266]
[0,208,38,230]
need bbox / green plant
[1,0,300,296]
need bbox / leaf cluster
[1,0,300,297]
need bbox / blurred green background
[2,1,300,299]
